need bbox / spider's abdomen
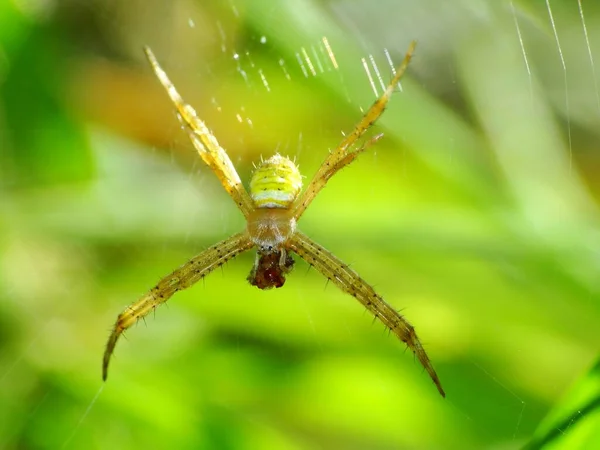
[249,154,302,208]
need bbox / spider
[102,40,445,397]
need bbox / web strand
[577,0,600,118]
[545,0,573,171]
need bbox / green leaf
[525,358,600,449]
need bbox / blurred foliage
[525,357,600,450]
[1,0,600,449]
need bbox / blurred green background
[1,0,600,448]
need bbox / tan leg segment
[103,231,253,380]
[288,230,445,397]
[318,133,383,186]
[144,47,255,217]
[293,41,416,221]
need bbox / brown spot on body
[248,251,295,290]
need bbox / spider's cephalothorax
[246,154,301,289]
[102,42,446,398]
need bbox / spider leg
[293,41,416,221]
[318,133,384,186]
[288,230,445,397]
[144,47,255,218]
[102,231,253,380]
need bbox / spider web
[1,1,600,449]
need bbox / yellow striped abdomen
[249,154,302,208]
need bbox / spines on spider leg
[288,231,445,397]
[292,41,416,221]
[103,270,202,380]
[349,281,446,397]
[103,276,191,381]
[102,232,253,380]
[321,133,384,183]
[380,306,445,398]
[364,296,444,396]
[291,133,384,219]
[143,46,254,217]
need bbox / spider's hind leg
[288,230,445,397]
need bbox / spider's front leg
[102,231,253,380]
[293,41,416,221]
[144,47,255,218]
[288,231,445,397]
